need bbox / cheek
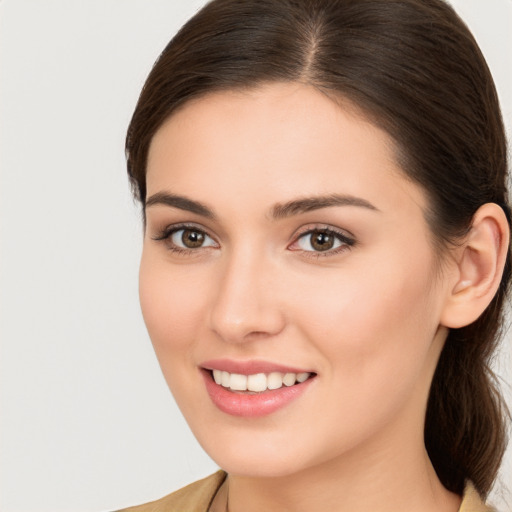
[285,260,441,451]
[292,250,439,386]
[138,251,208,356]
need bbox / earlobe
[441,203,509,329]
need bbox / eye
[290,227,355,254]
[171,228,216,249]
[152,224,218,253]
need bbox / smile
[200,361,316,417]
[212,370,312,392]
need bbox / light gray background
[1,1,511,511]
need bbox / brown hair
[126,0,510,497]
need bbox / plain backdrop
[1,1,511,511]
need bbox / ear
[440,203,509,329]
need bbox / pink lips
[200,359,315,417]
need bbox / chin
[210,450,310,478]
[191,424,332,479]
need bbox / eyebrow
[270,194,379,219]
[145,192,216,219]
[145,191,379,220]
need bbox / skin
[140,83,466,512]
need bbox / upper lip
[200,359,314,375]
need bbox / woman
[119,0,510,510]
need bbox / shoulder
[459,482,496,512]
[115,474,494,512]
[115,470,227,512]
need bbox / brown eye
[294,228,354,254]
[168,227,217,250]
[310,231,335,251]
[181,229,205,248]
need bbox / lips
[200,359,316,417]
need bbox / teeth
[213,370,222,385]
[230,373,247,391]
[267,372,283,390]
[283,373,296,386]
[297,372,309,383]
[247,373,267,392]
[211,369,312,392]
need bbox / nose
[208,249,286,344]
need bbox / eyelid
[288,224,356,255]
[293,223,355,239]
[151,222,215,241]
[151,222,220,255]
[150,221,355,257]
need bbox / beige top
[116,470,494,512]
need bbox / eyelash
[152,223,356,258]
[152,223,218,255]
[290,226,356,258]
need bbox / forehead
[146,82,427,216]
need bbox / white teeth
[212,369,312,392]
[213,369,222,385]
[247,373,267,392]
[297,372,309,383]
[230,373,248,391]
[283,373,296,386]
[267,372,284,390]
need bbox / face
[140,83,452,478]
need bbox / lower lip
[201,369,315,417]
